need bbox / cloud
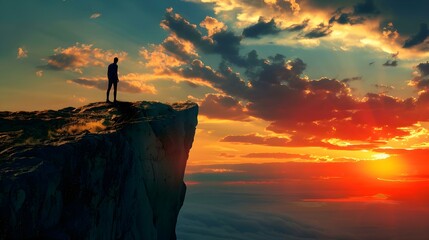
[374,84,394,91]
[286,19,310,32]
[179,160,429,240]
[177,206,339,240]
[188,0,429,58]
[161,9,245,66]
[329,12,365,26]
[161,35,199,63]
[328,0,380,26]
[382,60,398,67]
[200,16,227,37]
[187,0,301,18]
[177,59,248,97]
[416,62,429,77]
[221,134,290,147]
[353,0,380,15]
[403,23,429,48]
[242,18,281,38]
[341,76,362,84]
[382,23,399,42]
[409,62,429,92]
[39,43,127,73]
[303,194,396,204]
[68,77,157,94]
[35,70,43,77]
[241,152,310,159]
[72,95,87,103]
[218,152,236,158]
[148,10,429,145]
[17,47,28,59]
[221,133,382,150]
[199,94,249,121]
[90,13,101,19]
[302,23,333,39]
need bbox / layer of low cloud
[403,23,429,48]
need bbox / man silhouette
[106,57,119,103]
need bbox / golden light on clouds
[17,47,28,59]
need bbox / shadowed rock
[0,101,198,240]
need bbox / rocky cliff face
[0,101,198,240]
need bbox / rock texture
[0,101,198,240]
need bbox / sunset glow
[3,0,429,239]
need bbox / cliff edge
[0,101,198,240]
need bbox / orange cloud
[40,43,127,73]
[17,47,28,59]
[140,35,198,74]
[189,0,429,59]
[35,70,43,77]
[199,94,249,121]
[145,10,429,147]
[200,16,227,36]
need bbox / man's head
[114,57,119,63]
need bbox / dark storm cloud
[403,23,429,48]
[329,12,365,25]
[211,31,244,65]
[416,62,429,77]
[353,0,380,15]
[328,0,379,26]
[242,18,281,38]
[410,62,429,90]
[302,23,333,39]
[286,19,310,32]
[161,9,246,66]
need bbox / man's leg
[106,81,113,102]
[113,82,118,102]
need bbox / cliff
[0,101,198,240]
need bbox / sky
[3,0,429,239]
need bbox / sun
[372,153,390,160]
[366,155,407,178]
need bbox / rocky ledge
[0,101,198,240]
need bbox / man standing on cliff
[106,57,119,103]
